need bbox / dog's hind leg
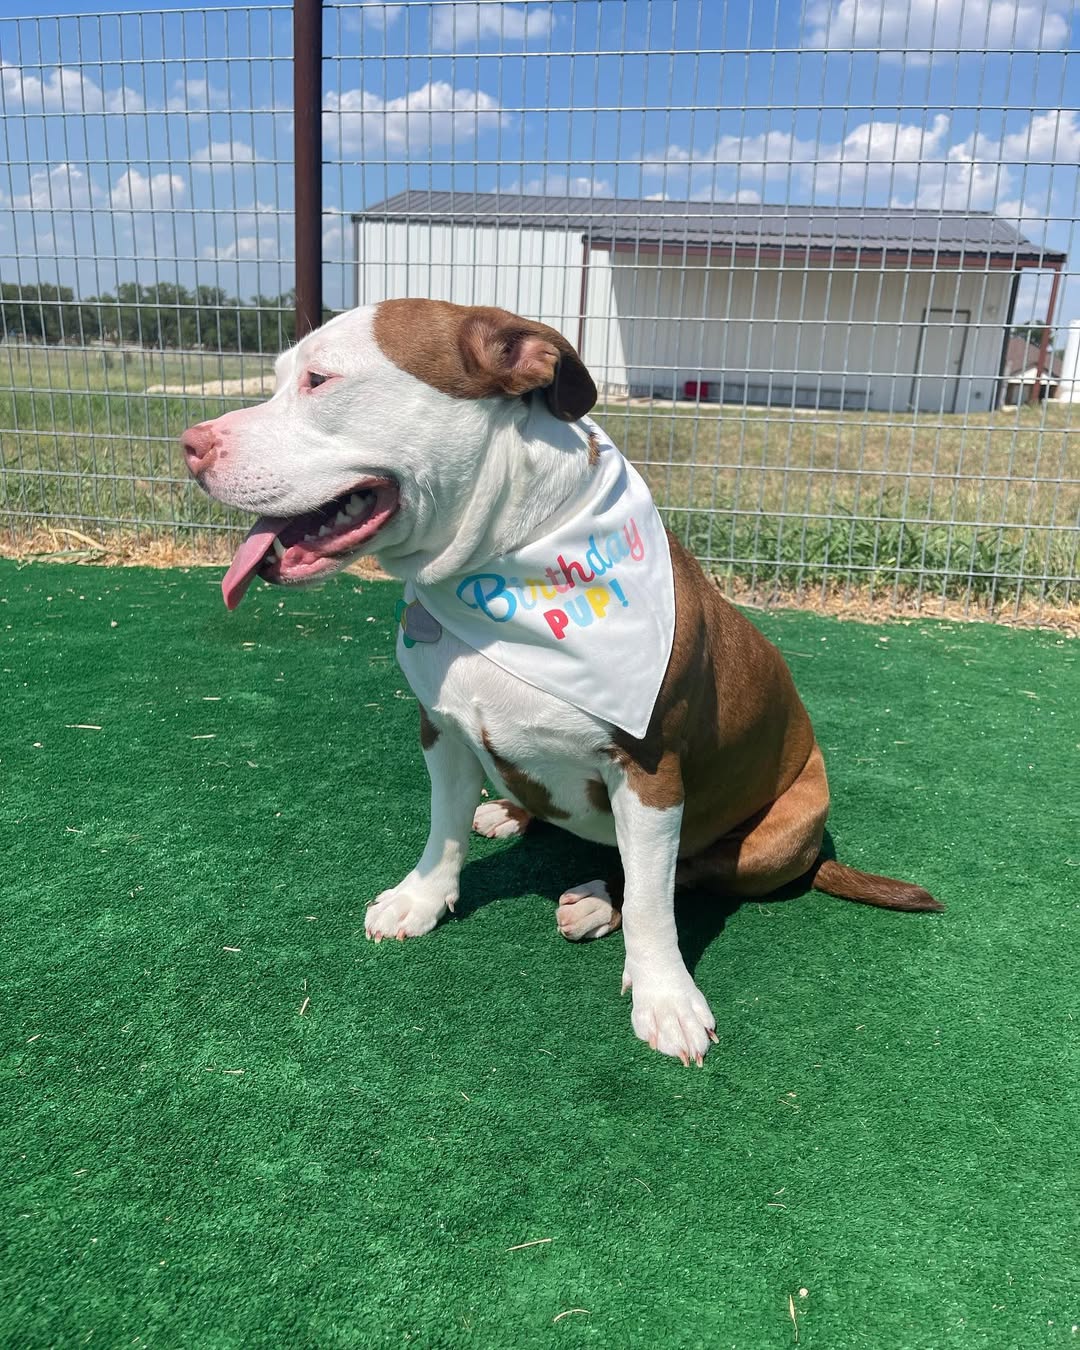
[676,744,829,897]
[676,744,940,910]
[556,872,624,941]
[472,798,532,839]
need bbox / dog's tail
[809,857,944,912]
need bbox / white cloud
[191,140,264,167]
[324,81,505,155]
[431,3,554,47]
[646,129,820,178]
[2,164,118,217]
[357,2,405,29]
[878,114,1073,212]
[0,59,142,113]
[644,130,820,201]
[519,174,613,197]
[644,109,1069,219]
[429,3,553,46]
[347,0,555,48]
[321,208,347,256]
[10,163,97,212]
[205,235,268,261]
[915,150,1008,210]
[648,184,762,203]
[802,0,1070,55]
[993,197,1045,225]
[169,77,208,111]
[695,186,763,204]
[110,170,186,210]
[166,77,234,112]
[201,204,287,261]
[809,114,953,199]
[999,110,1080,163]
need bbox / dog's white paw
[624,969,718,1066]
[472,798,532,840]
[556,879,621,941]
[365,878,453,942]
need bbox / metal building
[352,191,1065,415]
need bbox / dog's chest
[398,631,618,843]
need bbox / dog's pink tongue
[221,517,287,610]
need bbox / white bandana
[403,418,675,739]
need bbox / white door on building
[911,308,970,413]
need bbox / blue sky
[0,0,1077,325]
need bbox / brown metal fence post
[294,0,323,338]
[1030,263,1062,405]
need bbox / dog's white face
[182,300,596,607]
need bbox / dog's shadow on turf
[454,822,834,975]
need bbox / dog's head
[181,300,596,608]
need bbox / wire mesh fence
[1,0,1078,616]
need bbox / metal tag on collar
[395,599,443,648]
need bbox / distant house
[1000,335,1063,405]
[352,192,1065,416]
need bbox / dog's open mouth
[221,479,399,610]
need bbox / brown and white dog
[182,299,941,1066]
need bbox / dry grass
[4,527,1076,633]
[724,577,1080,635]
[0,525,389,578]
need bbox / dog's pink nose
[181,423,219,476]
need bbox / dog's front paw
[472,798,532,839]
[624,969,718,1066]
[365,877,454,942]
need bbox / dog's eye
[307,371,331,389]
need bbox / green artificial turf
[2,559,1077,1348]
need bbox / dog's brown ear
[460,309,597,421]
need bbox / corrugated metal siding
[357,220,582,331]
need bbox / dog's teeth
[334,511,350,527]
[317,525,332,538]
[345,494,368,517]
[271,539,286,559]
